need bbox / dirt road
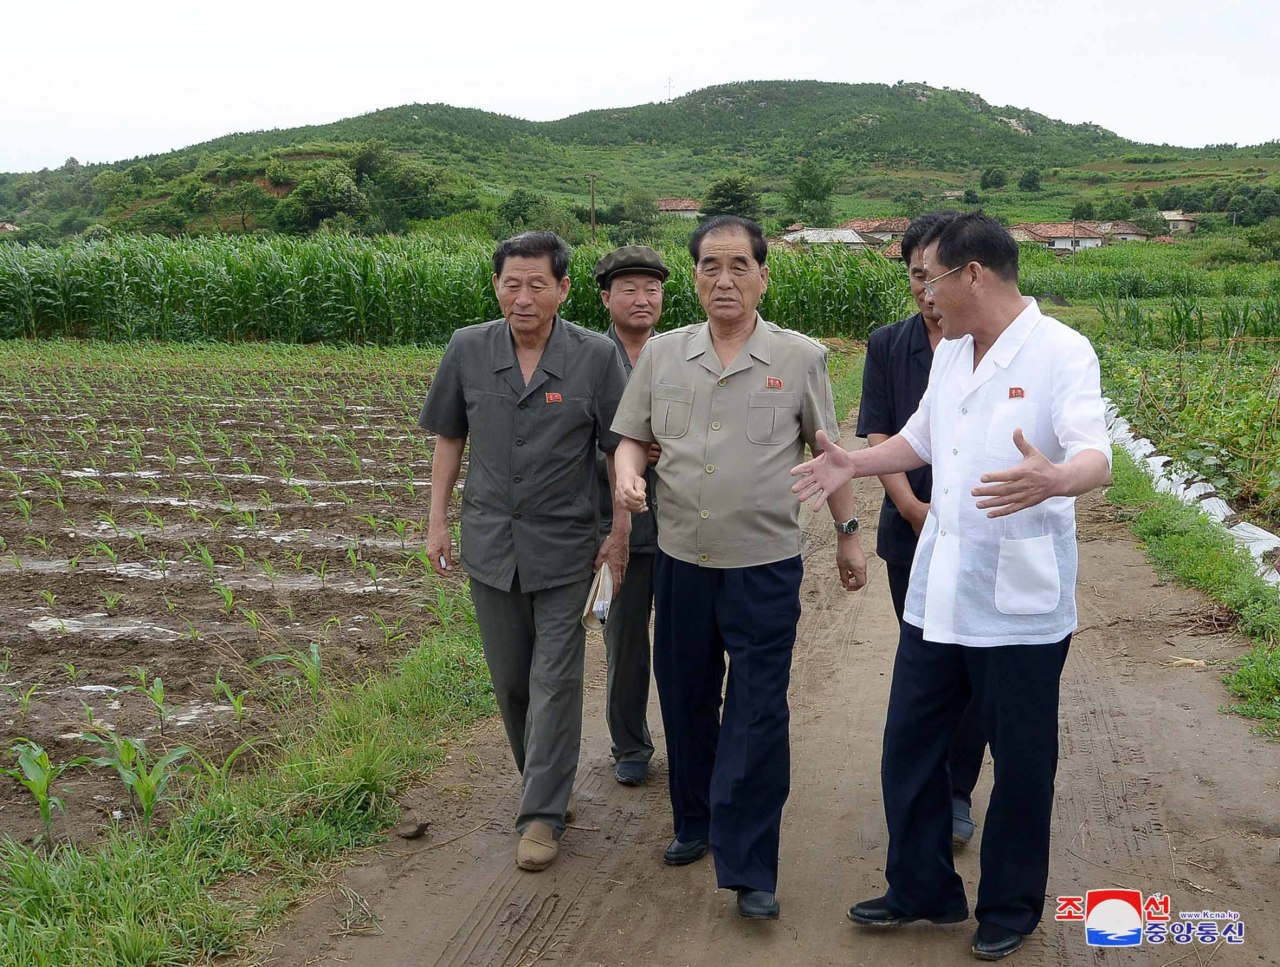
[260,465,1280,966]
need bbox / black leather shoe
[972,923,1024,960]
[737,889,780,920]
[953,797,977,847]
[662,836,709,866]
[848,895,969,927]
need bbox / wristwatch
[834,517,860,536]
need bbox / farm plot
[1099,340,1280,528]
[0,339,459,848]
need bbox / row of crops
[5,234,1280,345]
[0,235,913,343]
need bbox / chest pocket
[653,383,694,439]
[746,391,798,445]
[985,397,1031,465]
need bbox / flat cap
[594,245,669,288]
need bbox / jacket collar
[686,313,774,377]
[492,315,567,399]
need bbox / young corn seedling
[388,517,411,551]
[213,583,236,615]
[92,541,121,577]
[213,674,251,728]
[57,662,82,684]
[370,612,408,648]
[143,676,169,734]
[98,589,124,613]
[4,682,43,721]
[37,589,56,608]
[191,738,264,791]
[259,557,279,590]
[102,736,189,836]
[14,496,33,525]
[254,641,323,705]
[2,741,88,848]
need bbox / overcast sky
[2,0,1275,173]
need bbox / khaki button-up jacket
[612,316,838,569]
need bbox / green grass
[828,348,865,422]
[1105,448,1280,735]
[0,597,496,966]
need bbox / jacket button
[513,475,523,483]
[700,510,709,519]
[698,553,709,562]
[717,379,727,387]
[705,465,715,473]
[711,421,721,430]
[515,438,525,446]
[513,512,523,520]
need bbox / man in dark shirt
[857,211,987,846]
[592,245,668,787]
[420,231,630,873]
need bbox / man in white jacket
[791,213,1112,961]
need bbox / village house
[655,197,701,219]
[779,227,880,249]
[0,222,19,232]
[837,217,910,243]
[1080,220,1150,242]
[1160,210,1198,234]
[1011,222,1106,252]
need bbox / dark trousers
[653,550,801,894]
[604,552,655,764]
[885,562,985,805]
[882,621,1070,934]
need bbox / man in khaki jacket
[612,215,867,920]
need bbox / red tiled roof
[1079,220,1149,237]
[837,217,909,233]
[656,197,700,212]
[882,240,903,259]
[1013,222,1105,240]
[1009,226,1049,243]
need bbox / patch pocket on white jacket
[994,534,1060,615]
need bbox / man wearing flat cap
[593,245,668,787]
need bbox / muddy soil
[259,464,1280,967]
[0,355,454,845]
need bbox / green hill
[2,79,1277,241]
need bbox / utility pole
[667,77,673,102]
[586,172,600,244]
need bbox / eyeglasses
[922,264,964,297]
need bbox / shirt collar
[492,315,567,378]
[686,313,773,375]
[606,322,651,375]
[908,312,933,359]
[985,298,1043,369]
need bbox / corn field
[0,236,913,344]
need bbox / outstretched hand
[790,430,857,511]
[972,428,1063,518]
